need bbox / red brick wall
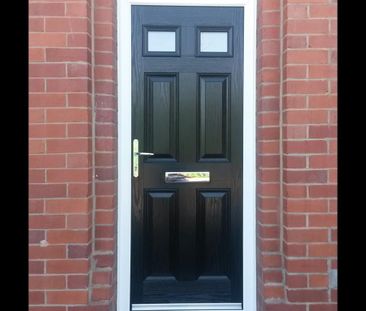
[257,0,337,310]
[29,1,336,310]
[29,0,117,310]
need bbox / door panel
[132,5,244,306]
[145,73,178,161]
[198,74,230,161]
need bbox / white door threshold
[132,303,242,311]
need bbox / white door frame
[117,0,257,310]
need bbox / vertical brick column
[256,0,284,309]
[91,0,118,307]
[282,0,337,310]
[29,0,94,309]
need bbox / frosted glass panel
[200,32,228,52]
[148,31,176,52]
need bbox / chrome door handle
[133,139,154,178]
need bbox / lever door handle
[133,139,154,178]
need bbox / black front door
[131,5,244,306]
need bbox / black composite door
[131,5,244,306]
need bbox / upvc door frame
[117,0,257,310]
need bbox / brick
[286,50,328,64]
[95,38,114,53]
[92,286,113,301]
[29,215,66,229]
[309,35,337,48]
[284,64,307,78]
[309,185,337,198]
[68,183,92,197]
[284,156,306,168]
[29,3,65,17]
[283,95,307,109]
[95,225,115,239]
[309,126,337,139]
[95,255,114,268]
[285,140,327,154]
[285,229,328,242]
[309,95,337,108]
[309,274,329,288]
[262,254,282,268]
[47,259,89,274]
[29,307,66,311]
[284,170,327,183]
[29,140,46,154]
[284,185,307,198]
[47,168,91,182]
[29,169,45,183]
[95,8,113,23]
[47,79,89,92]
[286,259,327,273]
[286,19,329,34]
[67,275,89,289]
[29,261,44,274]
[286,5,308,19]
[309,214,337,227]
[29,94,66,108]
[66,3,89,17]
[287,289,328,302]
[45,18,88,33]
[68,244,91,258]
[284,243,306,256]
[309,65,337,79]
[68,124,92,138]
[284,214,306,227]
[285,80,328,94]
[46,198,91,214]
[29,33,67,47]
[47,139,90,153]
[95,152,117,166]
[92,271,112,285]
[29,291,45,304]
[29,124,66,138]
[68,33,90,48]
[68,307,110,311]
[287,274,307,288]
[94,66,114,80]
[29,275,66,290]
[47,290,88,304]
[266,304,306,311]
[46,48,89,62]
[309,244,337,257]
[29,230,45,244]
[309,304,338,311]
[67,63,90,77]
[30,154,66,169]
[309,155,336,169]
[30,245,66,259]
[29,109,45,123]
[95,23,114,37]
[29,78,45,92]
[48,230,90,243]
[67,214,91,229]
[68,93,91,107]
[95,239,115,252]
[309,5,337,18]
[29,18,44,32]
[67,153,91,168]
[262,11,280,26]
[96,196,115,210]
[29,48,45,62]
[95,51,114,66]
[29,184,66,199]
